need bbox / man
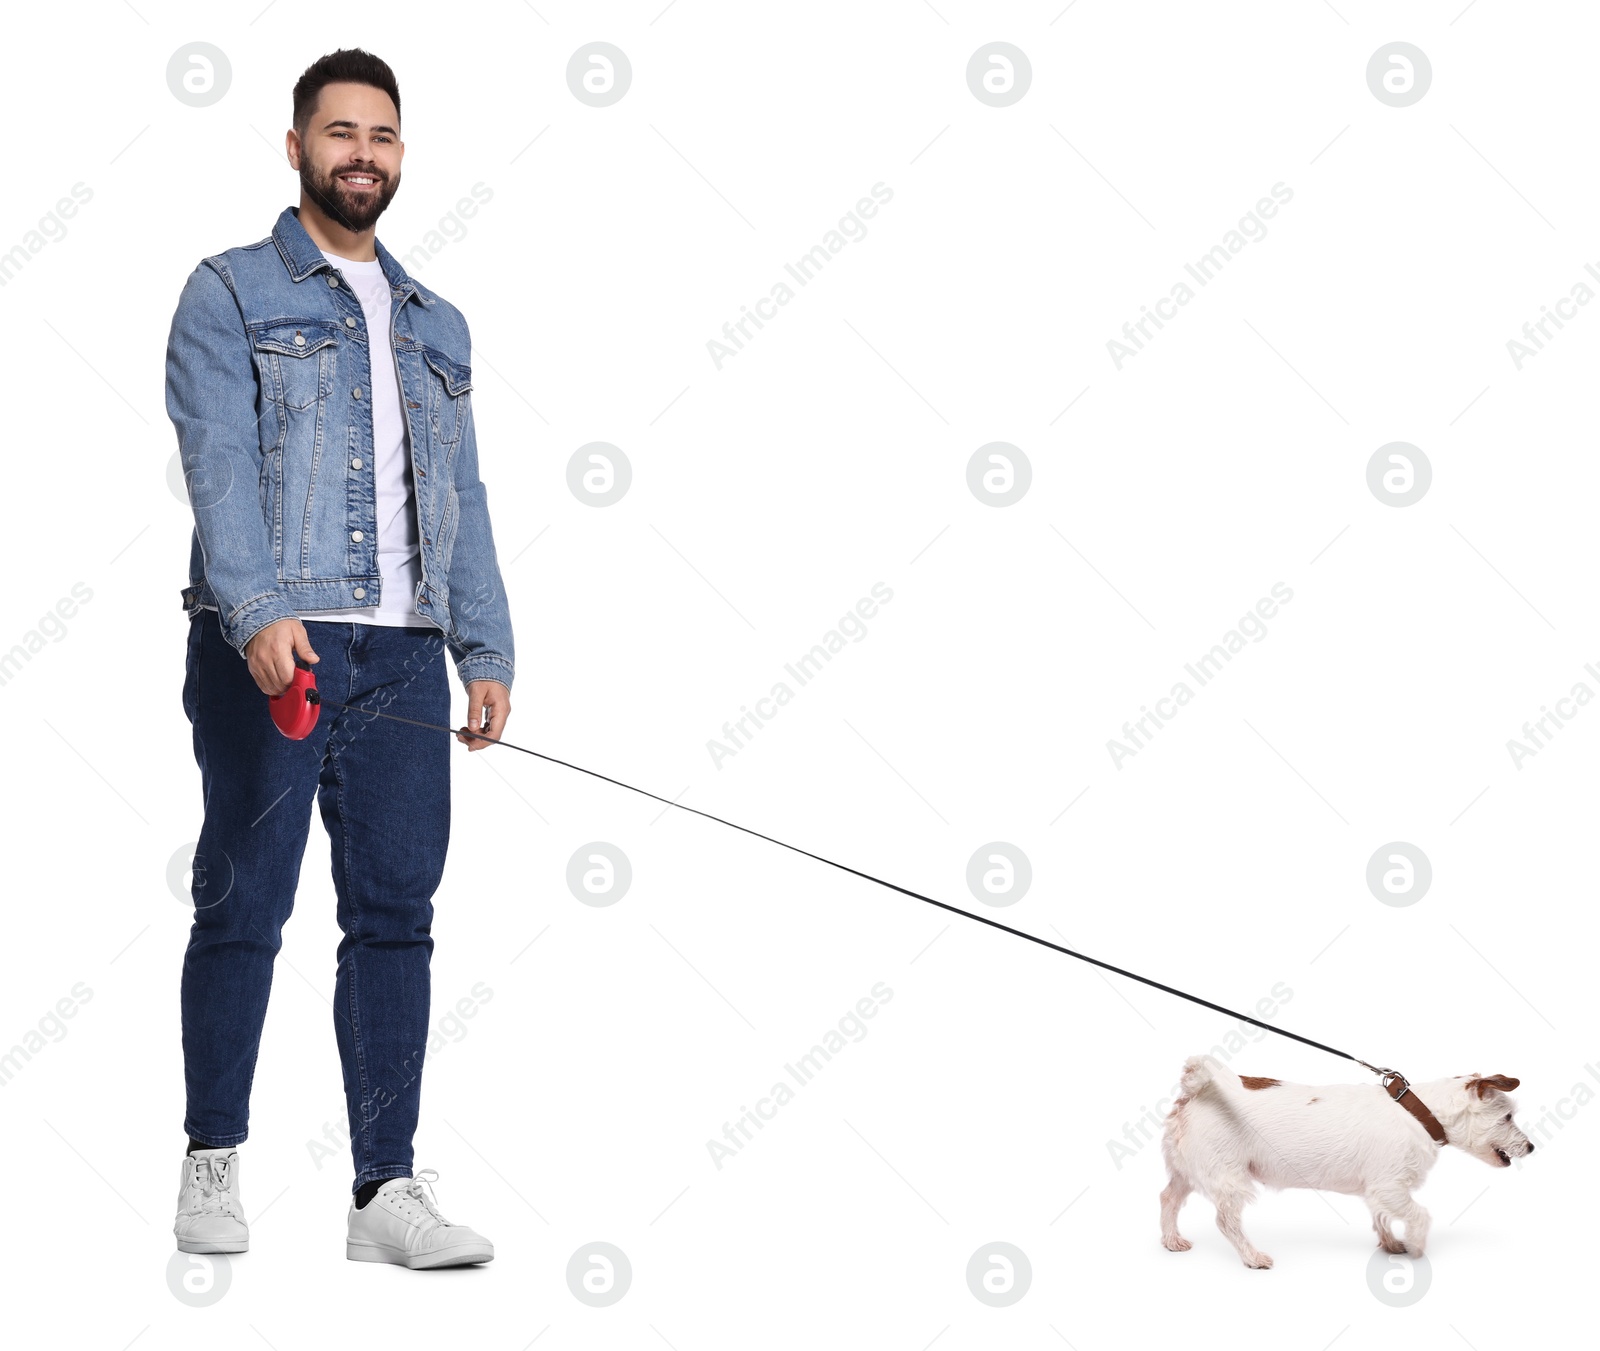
[165,47,513,1269]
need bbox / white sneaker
[346,1168,494,1269]
[174,1147,248,1254]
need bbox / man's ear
[1465,1073,1520,1098]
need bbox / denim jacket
[165,205,514,692]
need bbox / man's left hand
[459,679,511,752]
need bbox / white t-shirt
[301,249,437,630]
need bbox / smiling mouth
[338,173,381,191]
[1494,1148,1511,1166]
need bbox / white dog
[1159,1054,1532,1268]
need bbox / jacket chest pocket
[252,322,338,412]
[421,346,472,447]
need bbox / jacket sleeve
[442,320,516,693]
[165,261,297,656]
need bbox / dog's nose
[1525,1142,1534,1154]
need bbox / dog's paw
[1162,1234,1192,1252]
[1403,1243,1426,1259]
[1377,1236,1407,1254]
[1243,1251,1274,1269]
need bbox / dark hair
[292,48,401,138]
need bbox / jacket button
[293,333,306,346]
[345,317,357,328]
[351,530,364,542]
[352,387,363,399]
[353,587,366,599]
[351,457,363,469]
[327,275,339,288]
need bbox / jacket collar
[271,205,426,307]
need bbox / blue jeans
[179,606,452,1193]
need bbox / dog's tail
[1179,1053,1245,1101]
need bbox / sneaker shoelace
[395,1168,452,1228]
[191,1154,239,1218]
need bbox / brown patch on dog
[1308,1097,1319,1104]
[1465,1073,1520,1098]
[1238,1075,1281,1090]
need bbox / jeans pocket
[181,613,204,725]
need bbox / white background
[0,1,1592,1346]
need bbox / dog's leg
[1160,1172,1193,1252]
[1213,1188,1273,1269]
[1368,1188,1431,1258]
[1368,1203,1406,1255]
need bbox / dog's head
[1429,1073,1534,1168]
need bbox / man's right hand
[244,617,320,696]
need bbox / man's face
[290,81,403,232]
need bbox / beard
[299,155,400,233]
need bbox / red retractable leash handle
[267,665,322,739]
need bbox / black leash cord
[314,693,1390,1078]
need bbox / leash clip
[1379,1069,1411,1101]
[1358,1060,1412,1101]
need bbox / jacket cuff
[225,591,299,657]
[456,654,514,692]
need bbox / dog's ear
[1465,1073,1520,1097]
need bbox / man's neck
[296,197,378,261]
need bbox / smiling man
[165,47,513,1269]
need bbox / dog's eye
[1502,1113,1512,1123]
